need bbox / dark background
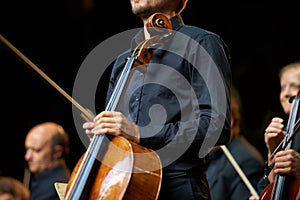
[1,1,299,183]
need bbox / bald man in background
[24,122,70,200]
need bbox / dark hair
[51,126,70,159]
[231,85,246,136]
[176,0,188,14]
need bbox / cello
[64,13,173,200]
[259,92,300,200]
[0,12,173,200]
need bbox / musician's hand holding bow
[265,117,300,180]
[272,149,300,176]
[83,111,140,144]
[264,117,285,158]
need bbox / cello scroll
[132,12,173,66]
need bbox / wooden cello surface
[66,136,162,200]
[259,176,300,200]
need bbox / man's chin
[28,165,38,174]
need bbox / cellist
[82,0,232,199]
[249,61,300,200]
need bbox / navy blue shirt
[206,135,265,200]
[29,164,70,200]
[105,15,232,173]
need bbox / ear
[53,145,64,160]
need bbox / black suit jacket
[206,135,265,200]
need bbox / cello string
[269,89,299,199]
[105,57,136,111]
[264,118,300,178]
[268,118,300,160]
[263,98,300,178]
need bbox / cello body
[259,176,300,200]
[65,136,162,200]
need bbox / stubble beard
[132,4,161,20]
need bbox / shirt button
[135,98,139,101]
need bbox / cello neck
[270,94,300,200]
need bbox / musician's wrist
[132,124,140,143]
[267,153,274,164]
[125,124,140,143]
